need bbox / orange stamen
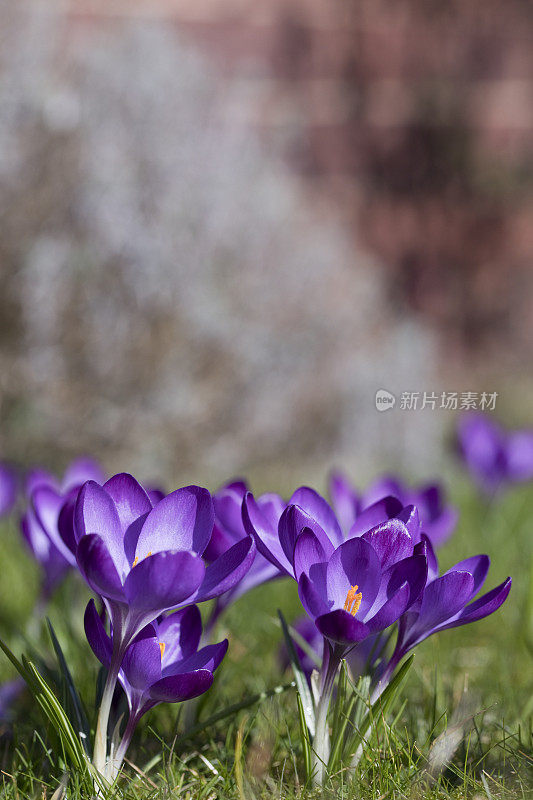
[132,551,152,568]
[159,642,166,660]
[343,585,362,617]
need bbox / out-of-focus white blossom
[0,2,440,485]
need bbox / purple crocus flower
[73,473,255,774]
[377,539,512,693]
[458,412,533,494]
[329,470,458,548]
[85,600,227,778]
[243,484,427,783]
[203,480,284,629]
[20,458,106,598]
[0,463,17,518]
[245,482,509,785]
[294,530,427,648]
[74,474,255,652]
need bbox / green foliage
[0,481,531,798]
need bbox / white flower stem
[311,640,341,786]
[108,710,139,781]
[93,643,122,777]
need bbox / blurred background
[1,0,532,490]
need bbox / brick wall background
[66,0,533,367]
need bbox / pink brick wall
[66,0,533,361]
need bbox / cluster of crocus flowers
[73,473,255,777]
[243,484,511,784]
[457,412,533,495]
[4,451,518,787]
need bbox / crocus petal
[361,519,413,569]
[414,571,475,635]
[21,509,54,563]
[63,457,106,491]
[278,505,333,569]
[366,582,411,632]
[158,605,202,665]
[293,529,331,580]
[224,480,248,493]
[298,572,330,619]
[32,486,63,537]
[171,639,229,675]
[458,413,505,490]
[148,670,214,703]
[213,482,247,539]
[193,536,256,603]
[57,493,79,562]
[146,488,165,505]
[84,599,112,667]
[395,505,421,543]
[75,481,127,576]
[77,534,126,602]
[289,487,344,548]
[445,554,489,597]
[417,484,442,514]
[437,577,512,631]
[124,550,205,615]
[362,476,404,507]
[103,473,153,534]
[134,486,213,560]
[316,610,371,645]
[388,554,428,606]
[326,537,381,617]
[430,507,459,546]
[329,471,359,536]
[203,523,235,562]
[367,553,427,622]
[415,535,439,581]
[256,493,285,528]
[121,628,162,690]
[348,496,404,538]
[507,432,533,481]
[32,486,77,565]
[242,492,292,575]
[26,468,58,495]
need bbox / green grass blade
[328,659,348,772]
[278,609,315,737]
[0,635,32,684]
[345,654,414,760]
[288,624,321,669]
[24,659,87,771]
[296,690,312,783]
[173,682,295,747]
[46,619,91,751]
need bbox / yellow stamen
[132,551,152,568]
[343,585,362,617]
[159,642,166,660]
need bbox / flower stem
[369,649,402,705]
[93,642,122,777]
[109,710,139,781]
[311,640,341,786]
